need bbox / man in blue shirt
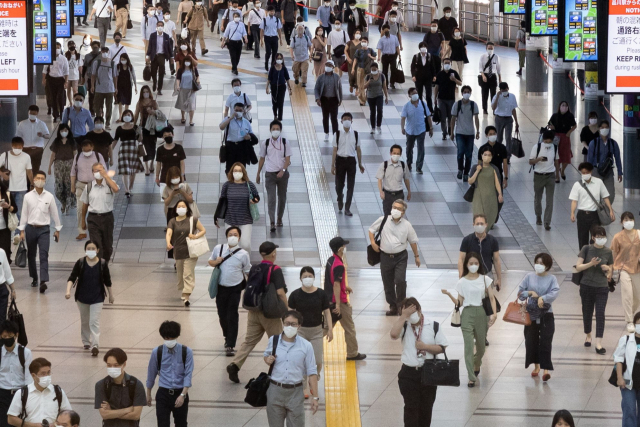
[260,6,283,71]
[400,87,433,174]
[223,11,248,75]
[219,103,255,173]
[146,321,194,427]
[61,93,95,147]
[587,119,623,204]
[376,24,400,89]
[316,0,332,36]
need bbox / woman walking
[611,212,640,333]
[344,30,361,94]
[449,27,468,76]
[266,53,292,121]
[65,240,114,357]
[48,124,77,214]
[133,85,159,176]
[518,252,559,381]
[288,266,334,397]
[442,251,496,387]
[175,56,199,126]
[580,111,599,161]
[614,312,640,426]
[115,53,137,123]
[162,166,194,260]
[575,225,613,354]
[65,40,82,106]
[468,146,503,230]
[363,62,388,135]
[312,27,328,77]
[552,410,575,427]
[166,200,206,306]
[175,40,199,70]
[113,109,144,197]
[0,181,17,263]
[208,226,251,356]
[548,101,577,180]
[214,162,259,253]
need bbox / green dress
[472,166,499,230]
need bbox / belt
[270,380,303,389]
[88,211,113,216]
[496,115,512,118]
[534,172,554,176]
[381,249,406,258]
[402,364,422,371]
[578,210,597,214]
[159,387,184,395]
[383,189,403,194]
[27,224,49,228]
[0,388,18,395]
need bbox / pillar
[35,64,45,95]
[623,94,640,195]
[583,63,612,130]
[525,38,549,95]
[552,60,577,113]
[0,99,17,153]
[16,65,38,122]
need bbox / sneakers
[324,133,330,142]
[225,347,236,357]
[376,127,382,134]
[457,171,463,180]
[83,344,90,350]
[227,363,240,383]
[370,128,375,135]
[346,353,367,361]
[91,346,99,357]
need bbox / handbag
[14,241,26,268]
[7,192,18,232]
[579,181,613,226]
[208,245,241,299]
[571,265,583,285]
[481,275,501,316]
[432,103,441,124]
[420,322,459,387]
[502,298,531,326]
[8,298,27,346]
[186,216,210,258]
[127,13,133,29]
[367,215,389,266]
[247,183,260,221]
[137,143,147,158]
[392,60,405,84]
[312,49,323,62]
[340,60,348,72]
[608,335,629,387]
[463,185,475,203]
[477,54,494,86]
[219,128,228,163]
[451,304,461,327]
[245,334,279,407]
[143,65,152,81]
[595,137,615,177]
[332,31,347,57]
[192,79,202,92]
[508,130,525,158]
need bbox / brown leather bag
[502,298,531,326]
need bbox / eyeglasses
[283,322,299,327]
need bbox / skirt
[117,139,145,175]
[116,71,133,105]
[174,88,197,112]
[557,133,572,164]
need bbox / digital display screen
[73,0,85,18]
[530,0,558,35]
[0,0,30,95]
[33,0,55,64]
[606,0,640,92]
[55,0,72,37]
[563,0,597,61]
[504,0,526,14]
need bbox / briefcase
[8,299,27,346]
[244,335,279,407]
[421,349,460,387]
[392,61,405,84]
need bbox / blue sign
[33,0,55,64]
[74,0,86,18]
[55,0,72,37]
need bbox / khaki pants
[452,60,465,76]
[176,257,197,294]
[356,68,366,104]
[461,306,487,382]
[232,310,283,369]
[621,271,640,323]
[190,28,206,52]
[75,181,87,235]
[115,7,129,37]
[292,60,309,84]
[335,303,358,358]
[441,40,451,59]
[298,325,323,377]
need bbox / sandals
[181,119,186,124]
[467,381,476,388]
[542,373,551,382]
[531,370,539,377]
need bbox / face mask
[83,151,93,157]
[589,118,598,125]
[474,224,486,234]
[165,137,173,145]
[582,174,592,182]
[624,221,635,230]
[443,64,451,71]
[121,59,128,65]
[95,124,104,131]
[60,131,68,138]
[34,180,45,188]
[74,100,83,108]
[560,106,568,113]
[283,325,298,338]
[334,24,341,29]
[276,59,283,64]
[149,10,155,15]
[157,27,164,34]
[454,32,460,37]
[171,178,181,185]
[196,1,202,5]
[468,264,479,274]
[233,172,243,181]
[411,94,419,102]
[143,92,150,99]
[487,135,497,142]
[256,3,261,7]
[534,264,546,274]
[38,376,51,389]
[544,141,553,146]
[181,45,188,51]
[487,49,494,54]
[301,277,314,288]
[102,53,109,59]
[271,130,281,138]
[391,154,401,162]
[1,337,15,348]
[392,6,398,10]
[93,172,102,180]
[430,26,437,32]
[176,207,187,216]
[462,93,471,100]
[355,33,361,39]
[636,324,640,335]
[164,340,178,348]
[185,61,191,67]
[56,48,61,55]
[86,250,98,259]
[107,368,121,378]
[234,17,240,22]
[390,17,397,22]
[370,69,378,75]
[325,66,333,73]
[342,120,352,129]
[227,235,239,246]
[114,39,121,44]
[235,111,243,118]
[445,12,451,17]
[165,14,171,20]
[409,312,421,324]
[28,114,37,121]
[600,128,610,137]
[420,47,427,53]
[361,42,368,48]
[324,2,330,5]
[595,237,607,246]
[391,208,402,219]
[123,115,132,123]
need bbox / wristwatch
[312,397,320,401]
[180,393,186,397]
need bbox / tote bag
[248,183,260,221]
[186,217,210,258]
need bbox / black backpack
[156,345,188,370]
[104,374,139,403]
[265,138,287,157]
[455,99,476,116]
[334,130,358,149]
[383,160,405,174]
[20,384,63,420]
[242,263,278,311]
[402,321,439,339]
[0,345,25,374]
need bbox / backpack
[74,150,104,176]
[402,320,439,339]
[0,345,25,375]
[104,374,139,403]
[265,138,287,158]
[156,345,187,370]
[383,160,405,178]
[263,16,280,31]
[529,142,558,173]
[82,52,99,79]
[455,99,476,116]
[334,130,358,150]
[20,384,63,420]
[242,263,279,311]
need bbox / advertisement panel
[504,0,526,14]
[606,0,640,93]
[562,0,597,61]
[33,0,54,64]
[55,0,72,37]
[0,0,29,96]
[73,0,84,17]
[529,0,558,35]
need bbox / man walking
[491,81,519,157]
[327,19,349,77]
[434,57,461,140]
[91,47,118,129]
[587,120,622,204]
[279,0,297,45]
[314,60,342,141]
[437,6,458,58]
[529,130,560,230]
[113,0,129,38]
[376,145,411,215]
[81,41,102,117]
[0,320,32,427]
[142,5,160,52]
[247,1,265,58]
[89,0,114,47]
[479,42,501,115]
[18,171,61,293]
[410,42,437,112]
[16,106,49,182]
[289,24,312,87]
[219,103,254,174]
[376,24,400,89]
[71,141,108,241]
[146,21,173,96]
[422,20,445,72]
[223,11,248,75]
[187,1,210,55]
[450,85,480,182]
[1,138,32,236]
[331,113,364,217]
[368,200,420,316]
[62,94,95,146]
[260,6,283,71]
[108,32,128,65]
[43,43,69,123]
[401,87,434,174]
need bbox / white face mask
[445,12,451,17]
[582,174,592,182]
[95,123,104,130]
[256,3,261,7]
[301,277,314,288]
[443,64,451,71]
[454,32,460,38]
[624,221,635,230]
[74,100,83,108]
[325,66,333,73]
[164,340,177,348]
[355,33,361,39]
[123,115,132,123]
[276,59,283,65]
[93,172,102,180]
[468,264,479,274]
[176,207,187,216]
[411,93,419,102]
[56,48,61,55]
[271,130,281,138]
[391,208,402,219]
[227,235,239,246]
[370,70,378,75]
[342,120,352,129]
[589,118,598,125]
[60,131,68,138]
[534,264,546,274]
[185,62,191,67]
[235,111,243,118]
[233,86,242,94]
[196,1,202,5]
[392,5,398,10]
[420,47,427,53]
[107,367,121,378]
[462,93,471,100]
[28,114,37,121]
[121,59,128,65]
[181,44,188,51]
[390,17,397,22]
[149,10,155,15]
[361,42,368,48]
[409,312,421,324]
[157,27,164,34]
[143,92,150,99]
[595,237,607,246]
[86,249,98,258]
[600,128,610,137]
[283,325,298,338]
[234,17,240,22]
[83,150,93,157]
[474,224,486,234]
[233,172,243,181]
[487,49,494,54]
[171,178,181,185]
[165,14,171,20]
[101,53,109,59]
[390,154,401,162]
[334,24,341,29]
[430,26,437,32]
[324,1,330,5]
[636,324,640,335]
[34,180,45,188]
[38,376,51,388]
[487,135,497,142]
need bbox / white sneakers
[376,127,382,134]
[324,133,330,142]
[628,323,636,333]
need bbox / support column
[525,38,549,95]
[623,94,640,196]
[16,65,38,122]
[0,98,17,153]
[583,62,612,129]
[35,64,45,95]
[552,60,577,113]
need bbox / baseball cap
[329,236,349,254]
[259,241,279,255]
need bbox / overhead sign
[73,0,84,17]
[55,0,72,37]
[529,0,558,35]
[33,0,54,64]
[562,0,597,61]
[503,0,526,14]
[0,0,29,96]
[606,0,640,93]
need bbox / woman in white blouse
[442,251,497,387]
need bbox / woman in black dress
[449,26,469,76]
[115,53,137,123]
[133,85,159,176]
[580,111,600,162]
[113,109,144,197]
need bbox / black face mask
[1,337,15,348]
[68,46,75,51]
[165,137,173,144]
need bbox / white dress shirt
[16,119,50,148]
[569,177,610,211]
[8,383,72,424]
[18,190,62,231]
[80,180,118,213]
[401,318,449,367]
[0,345,33,390]
[478,52,500,75]
[44,55,69,78]
[209,244,251,287]
[0,249,14,287]
[108,43,128,63]
[92,0,113,17]
[332,129,358,158]
[492,92,518,117]
[529,142,558,174]
[455,275,493,307]
[369,216,419,254]
[247,7,265,25]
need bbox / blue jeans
[405,132,426,171]
[10,190,26,230]
[456,134,475,175]
[622,387,640,427]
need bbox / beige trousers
[176,257,197,294]
[115,7,129,37]
[75,181,87,234]
[452,60,465,76]
[232,310,283,369]
[356,68,367,104]
[620,270,640,323]
[336,303,358,358]
[292,61,309,84]
[190,29,206,52]
[298,325,324,376]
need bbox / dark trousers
[156,387,189,427]
[577,210,600,250]
[456,134,474,175]
[283,21,295,45]
[49,76,66,119]
[380,250,408,310]
[480,76,497,112]
[0,228,11,264]
[580,284,609,338]
[524,312,555,370]
[264,35,279,68]
[381,53,398,87]
[246,24,253,49]
[251,24,261,55]
[320,96,339,135]
[335,156,356,210]
[322,26,331,37]
[0,388,14,427]
[368,95,384,128]
[23,147,44,182]
[151,53,166,91]
[227,40,243,72]
[383,189,404,216]
[270,84,286,120]
[216,282,244,348]
[142,130,158,163]
[406,132,426,171]
[87,212,114,265]
[0,285,8,322]
[398,365,437,427]
[25,224,50,283]
[415,81,434,114]
[86,77,96,115]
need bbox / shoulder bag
[508,130,525,158]
[219,127,228,163]
[367,215,389,266]
[8,298,27,346]
[332,31,347,57]
[244,334,279,406]
[477,54,494,86]
[608,335,630,387]
[420,322,460,387]
[208,245,241,299]
[502,297,531,326]
[186,216,210,258]
[247,183,260,221]
[463,164,478,203]
[595,137,615,177]
[571,245,589,285]
[261,266,287,319]
[451,304,461,327]
[481,275,501,316]
[579,181,613,226]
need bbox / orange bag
[502,298,531,326]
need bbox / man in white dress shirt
[478,42,500,115]
[108,32,128,65]
[0,320,32,427]
[89,0,114,47]
[15,106,49,184]
[42,43,69,123]
[0,255,15,323]
[18,171,62,294]
[331,112,364,217]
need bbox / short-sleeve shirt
[401,100,430,136]
[86,130,114,162]
[324,255,347,304]
[455,275,493,307]
[256,261,287,292]
[376,34,399,55]
[259,15,282,37]
[435,69,460,101]
[328,30,350,55]
[162,183,193,210]
[492,92,518,117]
[578,244,613,288]
[225,92,252,112]
[459,232,499,273]
[548,112,577,134]
[92,61,118,93]
[75,260,105,304]
[580,126,599,145]
[258,137,292,172]
[50,138,77,162]
[2,152,32,192]
[568,177,610,211]
[477,142,508,177]
[94,375,147,427]
[451,100,479,135]
[401,318,449,367]
[167,217,197,260]
[375,160,410,192]
[332,130,358,158]
[156,144,186,182]
[209,244,251,286]
[437,16,458,40]
[288,288,331,327]
[528,143,559,174]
